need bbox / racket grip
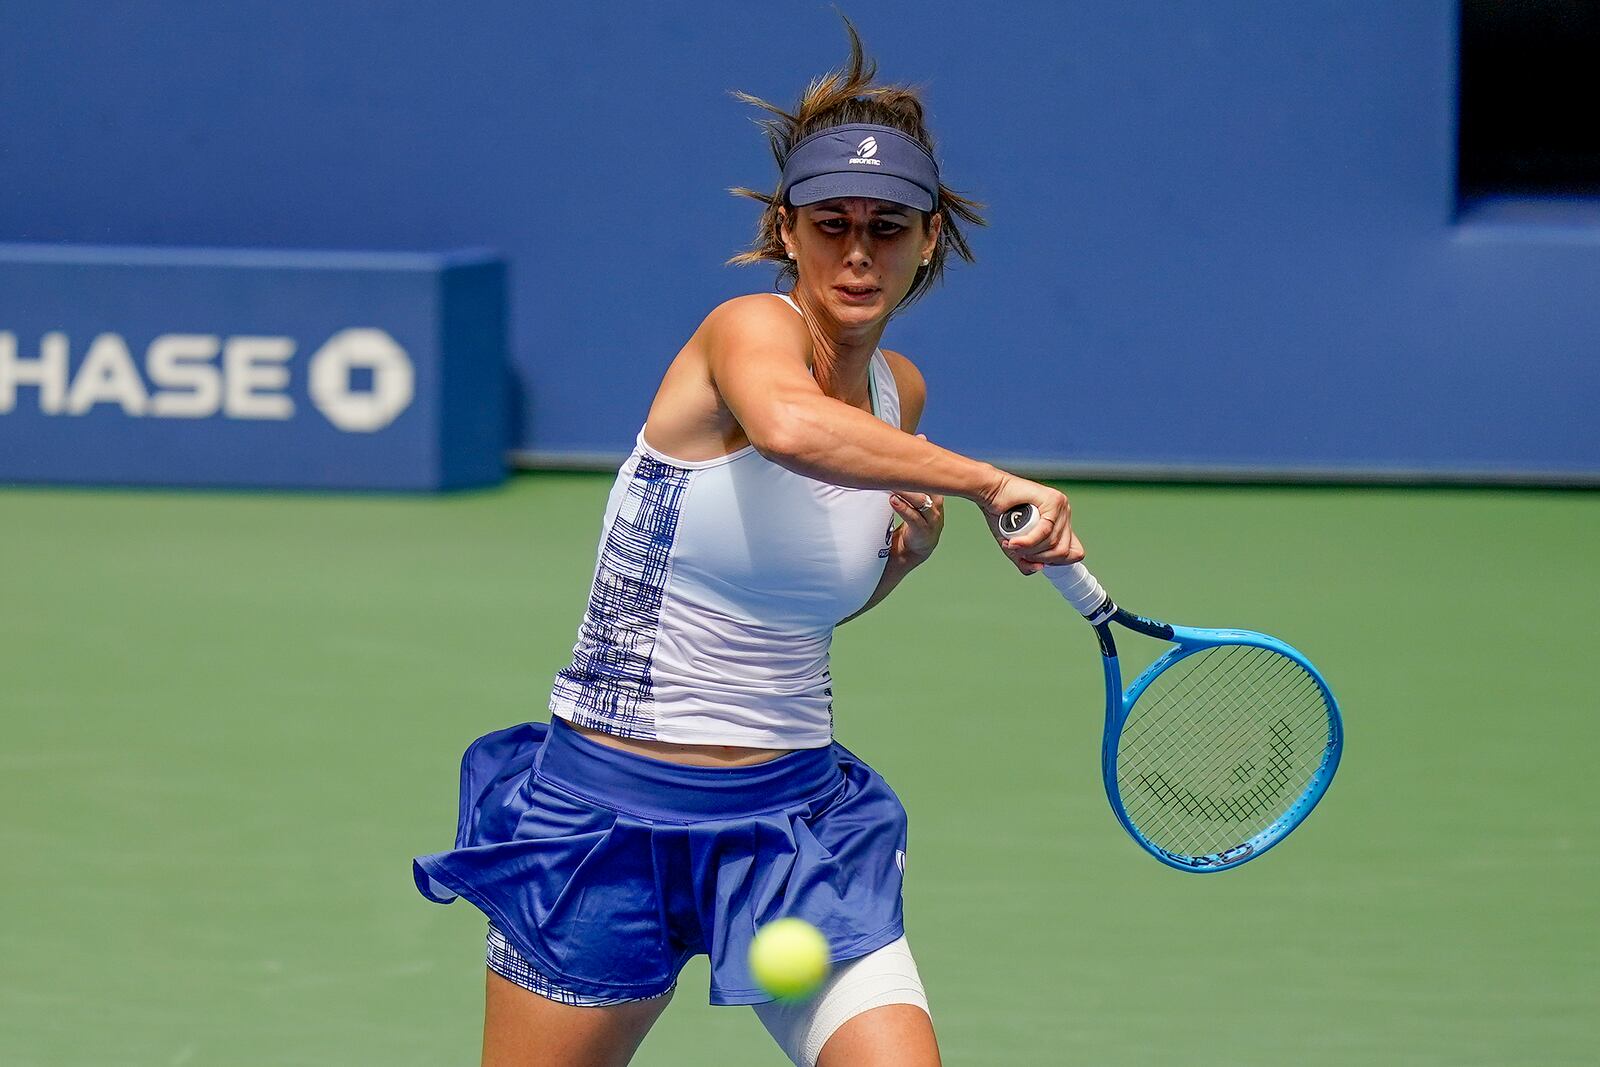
[998,503,1114,619]
[1043,563,1112,618]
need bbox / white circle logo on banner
[308,328,415,433]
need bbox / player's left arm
[839,350,943,625]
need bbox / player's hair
[728,15,985,308]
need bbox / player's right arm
[700,296,1081,570]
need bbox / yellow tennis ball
[749,918,832,1000]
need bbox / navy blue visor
[780,123,939,213]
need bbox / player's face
[784,199,940,325]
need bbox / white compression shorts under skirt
[751,935,930,1067]
[487,925,928,1065]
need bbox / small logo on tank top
[879,516,893,558]
[895,849,907,873]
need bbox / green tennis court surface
[2,475,1595,1065]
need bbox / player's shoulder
[702,293,810,347]
[878,348,927,400]
[878,348,927,430]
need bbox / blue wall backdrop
[2,1,1596,482]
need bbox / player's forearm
[752,397,1000,503]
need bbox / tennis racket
[1002,504,1342,873]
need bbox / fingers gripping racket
[1001,505,1342,873]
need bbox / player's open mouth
[834,285,879,302]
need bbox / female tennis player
[414,23,1082,1067]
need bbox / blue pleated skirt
[412,717,908,1005]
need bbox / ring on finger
[916,495,934,512]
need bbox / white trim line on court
[509,450,1600,489]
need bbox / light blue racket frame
[1094,617,1344,873]
[998,503,1344,874]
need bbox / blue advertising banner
[0,245,507,491]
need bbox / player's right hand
[981,474,1084,574]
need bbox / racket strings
[1129,650,1317,805]
[1130,661,1325,834]
[1126,668,1324,847]
[1124,652,1327,847]
[1116,644,1332,859]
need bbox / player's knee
[751,935,931,1067]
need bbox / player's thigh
[482,968,675,1067]
[817,1002,939,1067]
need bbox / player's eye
[871,221,906,236]
[815,218,848,233]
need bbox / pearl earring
[787,251,797,260]
[921,258,930,266]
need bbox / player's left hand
[890,489,944,563]
[890,438,944,564]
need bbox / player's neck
[806,330,876,410]
[788,293,883,405]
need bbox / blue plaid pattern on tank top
[551,454,690,739]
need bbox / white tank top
[548,294,901,748]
